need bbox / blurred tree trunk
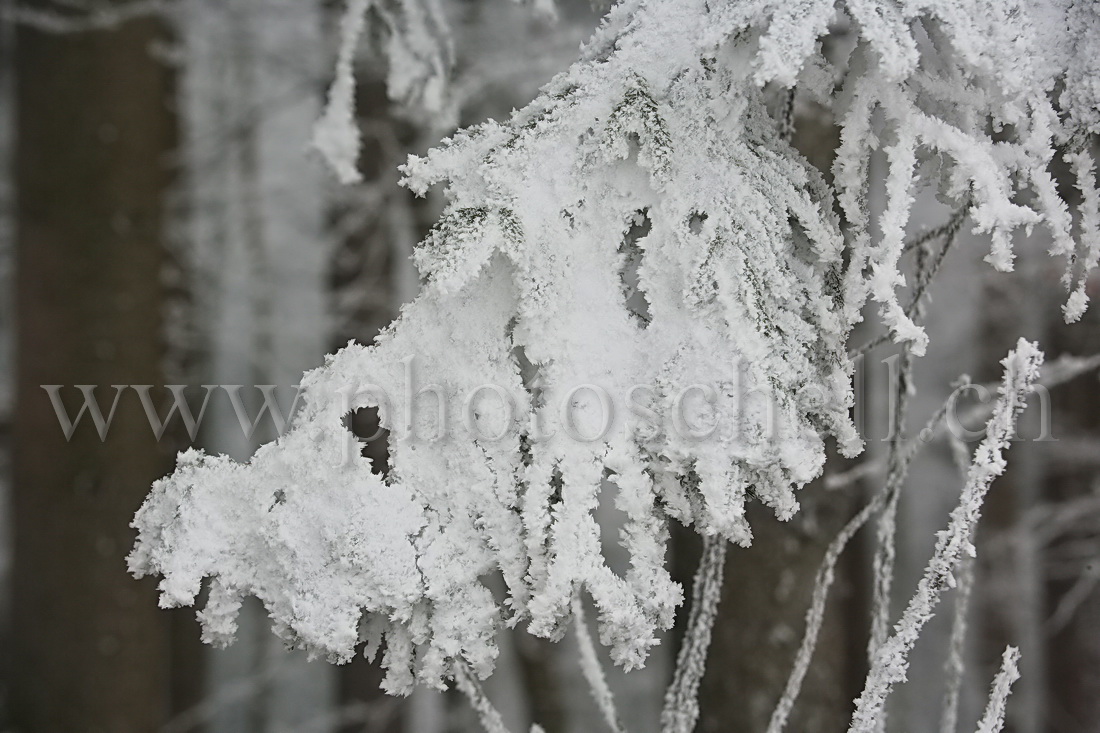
[1043,298,1100,733]
[11,7,185,731]
[974,266,1050,733]
[678,485,865,733]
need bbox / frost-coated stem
[852,205,966,358]
[312,0,371,183]
[941,434,976,733]
[902,204,969,255]
[767,490,887,733]
[848,340,1043,733]
[908,209,966,311]
[869,346,915,667]
[871,231,937,672]
[974,647,1021,733]
[455,662,513,733]
[661,534,727,733]
[573,594,627,733]
[769,384,958,733]
[940,553,975,733]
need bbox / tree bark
[679,484,865,733]
[11,7,183,731]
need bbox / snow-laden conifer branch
[848,339,1043,733]
[133,0,1100,710]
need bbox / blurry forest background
[0,1,1098,732]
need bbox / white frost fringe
[312,0,372,183]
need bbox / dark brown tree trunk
[679,484,865,733]
[1040,282,1100,733]
[10,7,186,731]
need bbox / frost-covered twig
[1064,145,1100,322]
[661,535,726,733]
[869,226,942,675]
[778,87,796,143]
[940,551,975,733]
[851,205,965,358]
[160,657,289,733]
[830,351,1100,492]
[769,391,955,733]
[868,345,915,669]
[848,340,1043,733]
[1045,562,1100,634]
[973,646,1021,733]
[907,207,967,311]
[312,0,455,182]
[572,594,627,733]
[939,558,977,732]
[455,662,514,733]
[312,0,371,183]
[766,489,885,733]
[903,204,970,255]
[940,435,976,733]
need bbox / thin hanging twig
[778,87,797,143]
[572,594,627,733]
[868,345,914,668]
[767,394,956,733]
[940,434,976,733]
[661,534,727,733]
[868,222,940,686]
[455,661,513,733]
[903,203,970,255]
[940,552,976,733]
[766,488,888,733]
[851,204,967,358]
[848,340,1042,733]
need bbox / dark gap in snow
[596,467,632,580]
[620,208,653,326]
[549,467,564,509]
[788,215,817,267]
[345,406,390,474]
